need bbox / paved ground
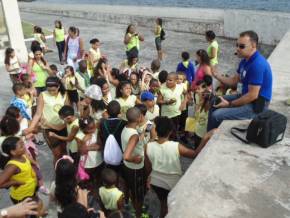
[0,11,274,217]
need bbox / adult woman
[24,77,69,163]
[145,117,195,218]
[64,26,84,70]
[4,48,21,84]
[154,18,164,60]
[192,49,212,90]
[124,24,144,58]
[205,30,219,67]
[27,46,52,95]
[53,20,66,64]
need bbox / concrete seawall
[19,2,290,45]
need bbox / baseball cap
[141,91,155,101]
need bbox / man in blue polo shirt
[207,30,272,130]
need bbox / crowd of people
[0,16,273,218]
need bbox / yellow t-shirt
[121,127,144,170]
[7,156,37,201]
[89,48,101,67]
[195,110,209,138]
[116,95,137,120]
[155,25,162,37]
[160,84,184,118]
[99,187,123,210]
[126,33,140,51]
[67,118,79,153]
[146,141,182,175]
[42,91,66,128]
[207,40,219,65]
[65,76,77,91]
[75,130,103,168]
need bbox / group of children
[0,19,231,218]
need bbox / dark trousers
[56,41,65,62]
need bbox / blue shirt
[176,61,195,84]
[10,96,32,120]
[237,51,272,101]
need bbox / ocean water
[37,0,290,12]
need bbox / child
[98,100,127,175]
[144,117,195,218]
[130,72,141,96]
[76,60,91,100]
[121,107,145,218]
[48,105,80,164]
[158,70,168,86]
[151,59,161,79]
[176,51,195,85]
[140,69,153,92]
[89,38,102,68]
[19,74,37,116]
[75,116,103,189]
[0,116,20,169]
[0,136,38,204]
[148,78,160,101]
[33,26,48,53]
[10,83,32,121]
[99,168,124,216]
[177,72,189,131]
[194,89,212,146]
[53,20,65,64]
[140,91,160,121]
[135,103,157,144]
[4,47,21,84]
[116,81,139,120]
[63,66,83,107]
[50,64,64,79]
[157,72,186,138]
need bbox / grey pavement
[0,10,274,217]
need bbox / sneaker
[39,186,50,195]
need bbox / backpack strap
[230,127,250,144]
[104,120,123,135]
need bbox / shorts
[155,37,162,51]
[123,165,146,201]
[67,89,79,104]
[42,128,67,149]
[151,184,169,201]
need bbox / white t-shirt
[76,130,103,168]
[145,105,160,121]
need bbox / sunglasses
[236,43,247,49]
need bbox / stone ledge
[168,120,290,218]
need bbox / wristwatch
[0,209,8,218]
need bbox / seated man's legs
[207,95,256,131]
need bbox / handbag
[231,110,287,148]
[77,154,90,181]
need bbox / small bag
[160,28,166,40]
[231,110,287,148]
[77,155,90,181]
[103,120,123,166]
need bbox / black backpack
[160,28,166,41]
[231,110,287,148]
